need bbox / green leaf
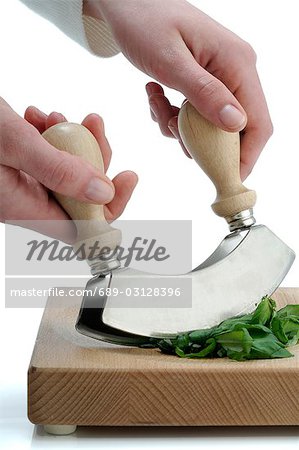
[271,315,299,346]
[270,316,288,344]
[175,347,186,357]
[212,314,253,334]
[249,334,292,359]
[276,304,299,318]
[234,323,273,337]
[174,333,190,351]
[156,338,175,354]
[150,297,299,361]
[175,338,217,359]
[223,325,292,360]
[217,347,227,358]
[251,296,276,326]
[215,328,253,355]
[188,328,214,344]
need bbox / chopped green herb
[144,297,299,361]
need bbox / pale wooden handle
[178,102,256,218]
[42,123,121,257]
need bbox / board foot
[44,424,77,435]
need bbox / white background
[0,0,298,448]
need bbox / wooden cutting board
[28,288,299,430]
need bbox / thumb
[174,55,247,132]
[1,124,115,204]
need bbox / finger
[240,129,265,181]
[0,118,115,205]
[0,165,76,242]
[24,106,48,133]
[170,46,247,132]
[145,81,175,126]
[46,111,67,129]
[167,116,179,139]
[24,108,68,133]
[150,109,157,122]
[146,81,164,96]
[81,114,112,172]
[145,84,191,157]
[233,69,273,180]
[148,93,176,137]
[172,105,180,116]
[168,116,192,158]
[105,171,138,222]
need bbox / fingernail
[50,111,66,121]
[149,100,159,118]
[146,83,154,95]
[219,105,246,130]
[32,106,47,118]
[94,114,105,132]
[85,178,114,203]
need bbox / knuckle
[160,127,172,137]
[256,118,274,143]
[229,38,257,64]
[0,165,19,221]
[0,118,38,164]
[265,120,274,139]
[0,164,16,189]
[241,41,257,63]
[153,45,183,86]
[0,118,20,162]
[194,74,222,99]
[41,154,77,192]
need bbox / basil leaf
[175,338,217,359]
[213,311,254,330]
[249,334,292,359]
[271,315,299,346]
[276,304,299,318]
[152,296,299,362]
[216,328,253,355]
[251,296,276,325]
[222,327,291,361]
[156,338,175,354]
[175,347,186,357]
[174,333,190,350]
[188,328,214,344]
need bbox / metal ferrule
[225,208,256,232]
[88,256,121,276]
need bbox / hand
[0,98,138,241]
[85,0,273,180]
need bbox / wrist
[83,0,104,21]
[82,0,120,57]
[83,0,120,24]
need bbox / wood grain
[178,102,256,218]
[28,288,299,426]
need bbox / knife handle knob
[178,101,256,220]
[42,123,121,259]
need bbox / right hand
[0,98,138,241]
[87,0,273,180]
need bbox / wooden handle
[178,102,256,218]
[42,123,121,258]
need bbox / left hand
[6,107,138,241]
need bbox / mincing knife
[43,104,295,345]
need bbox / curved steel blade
[102,225,295,337]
